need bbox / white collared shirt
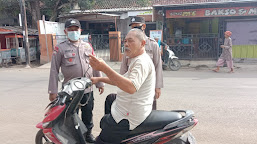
[111,52,156,130]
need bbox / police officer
[48,18,104,143]
[120,16,163,110]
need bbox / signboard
[39,20,65,35]
[150,30,163,41]
[166,7,257,18]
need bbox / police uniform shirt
[48,40,104,94]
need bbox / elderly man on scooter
[89,28,156,144]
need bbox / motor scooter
[163,46,181,71]
[35,77,198,144]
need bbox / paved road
[0,66,257,144]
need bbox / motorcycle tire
[168,59,181,71]
[35,129,53,144]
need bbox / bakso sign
[166,7,257,18]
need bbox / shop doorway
[165,18,219,60]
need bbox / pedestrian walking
[48,18,104,143]
[213,31,234,73]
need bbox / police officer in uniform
[48,18,104,143]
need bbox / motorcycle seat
[129,110,182,135]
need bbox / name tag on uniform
[65,50,73,53]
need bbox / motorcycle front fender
[169,56,178,59]
[36,122,43,129]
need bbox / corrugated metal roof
[0,26,38,35]
[92,0,152,9]
[61,0,256,18]
[71,7,152,13]
[60,7,152,18]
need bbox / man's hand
[98,87,104,95]
[89,54,107,72]
[49,93,57,101]
[220,45,225,48]
[155,88,161,99]
[91,77,100,84]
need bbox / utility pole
[19,0,30,67]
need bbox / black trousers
[95,94,130,144]
[153,99,157,110]
[162,49,169,64]
[77,92,94,131]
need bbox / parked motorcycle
[165,46,181,71]
[35,77,198,144]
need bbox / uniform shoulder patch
[54,46,59,52]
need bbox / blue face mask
[67,31,81,41]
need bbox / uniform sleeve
[93,70,105,88]
[90,44,105,88]
[88,42,95,55]
[224,38,232,49]
[151,41,164,89]
[120,53,129,75]
[48,47,62,94]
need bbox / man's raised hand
[89,54,106,71]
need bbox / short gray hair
[129,28,146,42]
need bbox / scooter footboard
[51,114,87,144]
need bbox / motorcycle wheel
[35,129,53,144]
[168,59,181,71]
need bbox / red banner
[166,7,257,18]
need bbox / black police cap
[129,16,145,26]
[65,18,81,28]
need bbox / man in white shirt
[89,28,156,143]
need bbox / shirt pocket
[64,52,76,66]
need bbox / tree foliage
[136,0,151,7]
[0,0,20,17]
[0,0,95,28]
[0,0,151,28]
[78,0,95,10]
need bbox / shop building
[0,26,38,65]
[154,0,257,60]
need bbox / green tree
[0,0,95,28]
[0,0,151,28]
[0,0,20,18]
